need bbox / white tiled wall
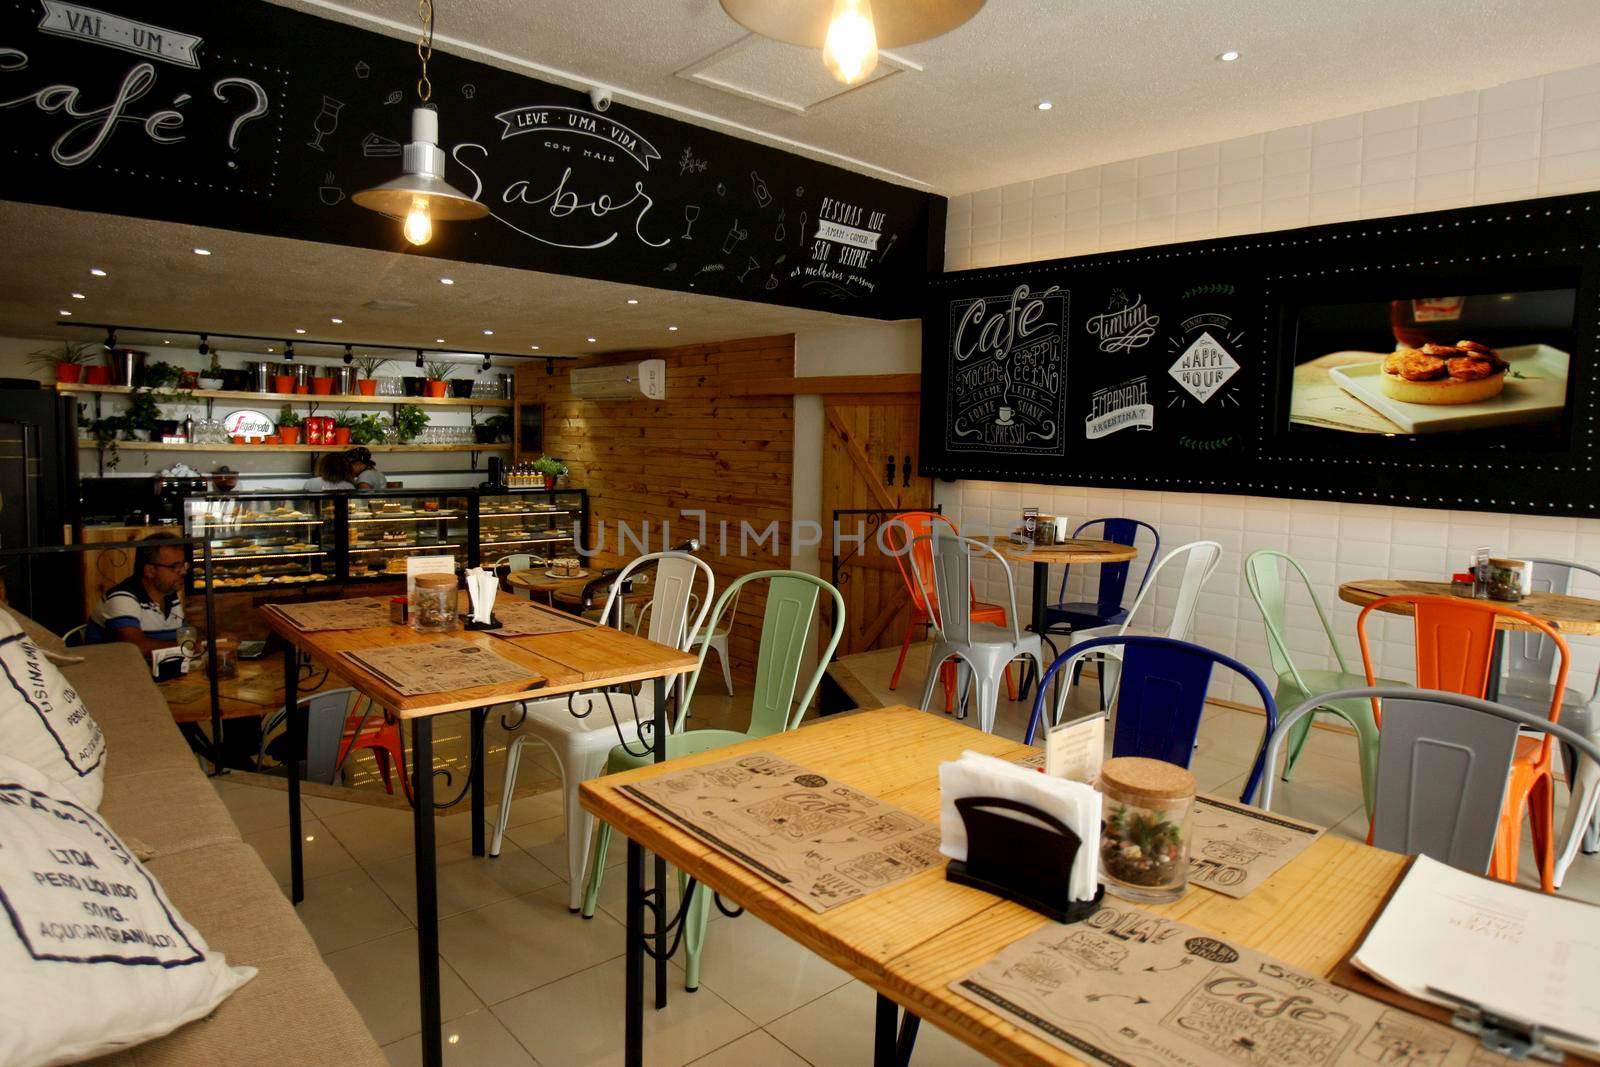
[937,61,1600,707]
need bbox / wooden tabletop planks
[581,705,1409,1067]
[981,537,1140,567]
[1338,579,1600,636]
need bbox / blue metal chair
[1024,635,1277,805]
[1043,518,1159,633]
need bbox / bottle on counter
[181,415,195,443]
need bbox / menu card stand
[945,796,1103,923]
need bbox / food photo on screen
[1287,287,1576,439]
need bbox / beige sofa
[64,643,385,1066]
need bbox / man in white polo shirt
[87,531,187,652]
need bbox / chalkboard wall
[0,0,940,318]
[920,192,1600,517]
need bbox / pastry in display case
[345,493,470,579]
[184,494,335,590]
[477,489,585,566]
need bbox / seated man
[87,530,187,652]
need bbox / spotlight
[285,342,295,360]
[103,328,117,351]
[415,350,424,368]
[545,359,554,376]
[343,345,354,365]
[197,333,210,358]
[481,354,491,371]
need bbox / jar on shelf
[1486,558,1527,602]
[411,573,458,632]
[1098,757,1196,904]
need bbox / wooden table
[262,596,697,1067]
[983,538,1140,691]
[1338,578,1600,637]
[160,649,294,723]
[582,706,1406,1066]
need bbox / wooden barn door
[820,394,933,657]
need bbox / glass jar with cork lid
[411,573,458,633]
[1098,757,1197,903]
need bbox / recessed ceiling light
[439,277,454,285]
[295,328,306,334]
[435,337,445,343]
[162,339,170,344]
[587,337,596,343]
[530,345,540,351]
[70,292,85,299]
[482,329,494,336]
[89,267,107,277]
[192,247,211,255]
[330,317,343,324]
[667,325,679,331]
[58,309,71,316]
[1217,50,1240,62]
[1036,100,1053,111]
[626,298,638,305]
[267,347,274,353]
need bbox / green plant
[276,404,302,429]
[332,411,355,429]
[135,360,183,390]
[388,404,429,443]
[531,456,567,478]
[346,413,387,445]
[424,359,455,381]
[479,414,513,442]
[354,355,388,379]
[26,341,96,373]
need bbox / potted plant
[122,390,164,442]
[29,342,97,384]
[532,456,567,488]
[331,412,353,446]
[388,404,428,444]
[273,369,296,394]
[197,348,225,390]
[310,370,335,395]
[346,413,388,445]
[277,404,303,445]
[474,414,512,444]
[423,359,454,399]
[354,356,388,396]
[136,360,185,391]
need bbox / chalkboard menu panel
[0,0,938,319]
[921,193,1600,517]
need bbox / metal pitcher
[334,365,357,394]
[249,361,274,392]
[105,348,145,386]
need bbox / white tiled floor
[221,642,1600,1065]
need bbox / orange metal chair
[336,696,412,802]
[1357,594,1570,890]
[885,511,1016,712]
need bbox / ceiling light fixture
[482,329,494,336]
[626,298,638,305]
[529,345,540,351]
[1036,100,1053,111]
[192,247,211,256]
[295,328,306,334]
[435,337,445,343]
[1217,50,1240,61]
[58,309,71,316]
[284,342,295,360]
[352,0,487,245]
[89,267,107,277]
[720,0,983,85]
[415,350,425,368]
[197,333,210,357]
[163,340,170,345]
[587,337,596,343]
[70,292,86,300]
[668,325,679,331]
[481,354,491,371]
[330,317,344,324]
[103,328,116,350]
[344,344,354,365]
[439,277,454,285]
[545,359,554,376]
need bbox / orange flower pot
[332,427,351,445]
[84,366,111,385]
[279,426,301,445]
[357,380,378,396]
[311,377,335,395]
[272,374,295,394]
[263,435,281,445]
[55,363,82,383]
[424,380,448,398]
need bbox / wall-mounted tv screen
[1287,286,1578,444]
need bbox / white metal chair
[488,550,713,910]
[494,554,536,600]
[1499,558,1600,887]
[1063,540,1223,708]
[910,530,1045,734]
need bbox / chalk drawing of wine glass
[682,204,700,240]
[737,257,759,283]
[773,208,786,243]
[750,170,771,208]
[307,95,344,152]
[722,218,747,254]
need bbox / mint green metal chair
[1244,549,1396,818]
[579,569,845,990]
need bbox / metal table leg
[285,649,304,904]
[413,716,443,1067]
[1019,559,1051,700]
[625,838,645,1067]
[874,993,921,1066]
[470,708,487,857]
[652,674,668,1010]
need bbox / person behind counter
[303,451,358,491]
[86,530,187,653]
[346,446,387,490]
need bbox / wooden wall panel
[516,335,795,682]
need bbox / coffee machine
[479,455,507,490]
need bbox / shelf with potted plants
[54,383,512,409]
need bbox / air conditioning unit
[570,359,666,400]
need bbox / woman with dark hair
[303,451,358,491]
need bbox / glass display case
[181,488,588,592]
[182,494,336,591]
[476,488,586,566]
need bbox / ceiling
[286,0,1600,195]
[0,201,867,360]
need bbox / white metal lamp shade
[719,0,984,49]
[353,108,487,243]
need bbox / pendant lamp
[720,0,985,85]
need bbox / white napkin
[940,749,1102,902]
[464,567,498,624]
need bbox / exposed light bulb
[403,196,432,246]
[822,0,877,85]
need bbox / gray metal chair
[1260,687,1600,879]
[258,687,364,784]
[909,530,1045,735]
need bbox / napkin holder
[945,795,1103,923]
[462,614,503,631]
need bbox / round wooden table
[1337,579,1600,636]
[980,538,1140,682]
[507,568,651,613]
